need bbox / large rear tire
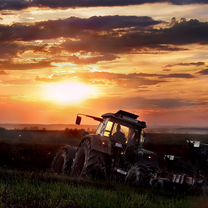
[51,145,76,174]
[70,140,107,179]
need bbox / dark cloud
[197,69,208,75]
[85,72,195,80]
[165,62,205,68]
[160,73,195,78]
[0,16,161,42]
[170,0,208,4]
[1,17,208,68]
[0,60,53,70]
[159,19,208,45]
[32,0,163,8]
[0,42,31,59]
[0,0,29,10]
[1,17,208,47]
[0,0,207,11]
[61,19,208,54]
[134,72,195,78]
[121,72,195,79]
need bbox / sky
[0,0,208,127]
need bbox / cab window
[104,121,114,137]
[112,123,134,142]
[96,122,103,135]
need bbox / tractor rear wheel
[51,145,76,174]
[70,139,107,179]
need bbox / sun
[42,81,99,105]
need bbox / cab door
[91,118,114,154]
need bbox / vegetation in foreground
[0,169,205,208]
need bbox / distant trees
[0,127,6,131]
[64,128,88,138]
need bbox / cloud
[66,54,118,64]
[1,17,208,68]
[0,70,7,75]
[0,42,25,59]
[197,69,208,75]
[1,79,33,85]
[0,0,29,10]
[127,98,201,109]
[1,17,208,46]
[102,72,195,80]
[170,0,208,4]
[160,73,195,78]
[0,0,208,11]
[164,62,205,68]
[87,96,204,111]
[61,18,208,54]
[159,19,208,45]
[35,71,194,90]
[36,71,166,87]
[0,60,53,70]
[134,72,195,79]
[0,16,161,42]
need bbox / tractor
[52,110,158,186]
[51,110,207,190]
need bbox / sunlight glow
[42,82,99,105]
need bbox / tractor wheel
[125,165,148,187]
[70,139,107,179]
[201,180,208,196]
[51,145,76,174]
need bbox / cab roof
[102,110,146,128]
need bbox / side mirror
[76,115,82,125]
[141,121,147,128]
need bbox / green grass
[0,169,203,208]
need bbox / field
[1,169,207,208]
[0,128,207,207]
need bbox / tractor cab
[98,110,146,145]
[76,110,146,155]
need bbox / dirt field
[0,128,207,171]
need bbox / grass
[0,169,203,208]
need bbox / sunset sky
[0,0,208,127]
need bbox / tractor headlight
[145,154,157,161]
